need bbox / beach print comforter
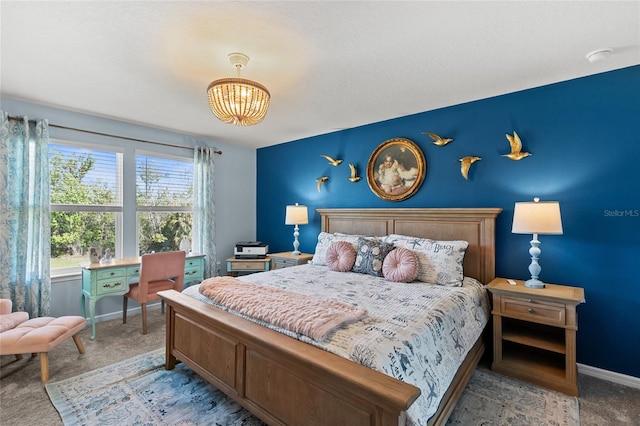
[183,263,490,425]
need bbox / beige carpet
[447,368,579,425]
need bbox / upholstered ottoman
[0,316,86,382]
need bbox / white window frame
[49,141,195,279]
[134,150,194,254]
[49,139,124,277]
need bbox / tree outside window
[49,143,193,272]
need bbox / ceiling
[1,1,638,149]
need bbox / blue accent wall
[257,65,640,378]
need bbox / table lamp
[511,198,563,288]
[285,203,309,255]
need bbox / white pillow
[384,234,469,286]
[311,232,374,266]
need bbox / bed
[159,207,501,425]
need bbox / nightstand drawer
[273,258,299,269]
[268,252,313,269]
[226,256,270,277]
[501,297,566,326]
[228,260,268,271]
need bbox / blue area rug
[45,349,264,425]
[46,349,579,425]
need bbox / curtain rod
[6,115,222,155]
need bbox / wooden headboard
[317,208,502,284]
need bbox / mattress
[183,263,490,424]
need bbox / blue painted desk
[80,254,205,340]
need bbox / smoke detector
[585,48,613,63]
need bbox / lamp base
[525,278,545,289]
[290,224,301,256]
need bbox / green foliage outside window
[50,149,116,258]
[50,146,193,266]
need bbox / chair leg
[15,354,23,360]
[40,352,49,383]
[123,296,128,324]
[141,303,148,335]
[161,300,165,314]
[73,334,86,354]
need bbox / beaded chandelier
[207,53,270,126]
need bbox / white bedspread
[183,263,490,425]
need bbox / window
[136,153,193,254]
[49,143,194,275]
[49,143,122,274]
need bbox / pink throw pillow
[326,241,357,272]
[383,248,419,283]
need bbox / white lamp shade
[285,204,309,225]
[512,200,563,235]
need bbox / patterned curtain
[0,112,51,317]
[192,147,217,279]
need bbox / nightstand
[269,251,313,269]
[487,277,585,396]
[226,256,271,277]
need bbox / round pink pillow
[383,247,419,283]
[326,241,357,272]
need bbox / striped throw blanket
[199,276,367,341]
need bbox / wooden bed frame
[159,208,501,426]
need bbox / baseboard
[578,363,640,389]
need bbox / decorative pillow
[352,237,395,277]
[326,241,357,272]
[311,232,370,266]
[382,248,419,283]
[385,234,469,286]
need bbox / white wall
[2,97,257,319]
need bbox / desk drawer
[185,267,203,280]
[96,279,127,295]
[127,265,141,277]
[186,257,204,269]
[96,268,127,281]
[500,297,566,326]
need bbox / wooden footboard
[160,289,421,426]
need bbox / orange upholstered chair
[123,251,186,334]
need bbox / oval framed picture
[366,137,426,201]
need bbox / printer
[234,241,269,259]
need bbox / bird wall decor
[459,156,481,180]
[423,132,453,146]
[320,155,342,166]
[503,131,531,160]
[348,164,361,182]
[316,176,329,192]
